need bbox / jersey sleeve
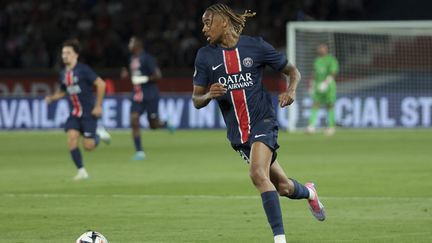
[329,56,339,74]
[142,54,157,75]
[192,49,209,87]
[59,71,66,92]
[83,65,99,85]
[260,38,288,71]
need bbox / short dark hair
[62,39,81,54]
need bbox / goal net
[286,21,432,130]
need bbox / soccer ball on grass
[76,231,108,243]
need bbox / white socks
[274,234,286,243]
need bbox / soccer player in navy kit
[192,4,325,243]
[121,36,173,160]
[45,39,109,180]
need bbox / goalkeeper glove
[318,76,333,92]
[318,81,329,92]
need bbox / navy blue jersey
[129,51,159,102]
[193,35,287,145]
[59,62,98,117]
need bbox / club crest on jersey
[242,57,253,68]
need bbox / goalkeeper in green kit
[307,43,339,136]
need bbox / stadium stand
[3,0,426,69]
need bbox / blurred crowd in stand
[0,0,428,69]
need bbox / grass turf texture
[0,129,431,242]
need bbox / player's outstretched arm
[92,77,106,117]
[278,63,301,107]
[192,83,226,109]
[44,90,66,104]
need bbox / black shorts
[130,98,159,120]
[64,115,97,139]
[231,119,280,164]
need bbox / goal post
[286,21,432,130]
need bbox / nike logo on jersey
[212,63,223,70]
[254,134,267,138]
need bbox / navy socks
[95,134,100,147]
[70,148,83,169]
[287,178,310,199]
[133,135,142,152]
[260,180,310,238]
[261,191,285,236]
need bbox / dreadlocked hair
[206,3,256,34]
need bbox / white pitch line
[2,193,432,201]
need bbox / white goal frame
[285,20,432,131]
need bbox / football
[76,231,108,243]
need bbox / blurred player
[121,36,174,161]
[307,43,339,136]
[45,39,110,180]
[192,4,325,243]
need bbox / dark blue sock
[70,148,83,169]
[95,135,100,147]
[287,178,310,199]
[261,191,285,236]
[133,135,142,152]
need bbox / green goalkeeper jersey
[312,54,339,104]
[313,54,339,84]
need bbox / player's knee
[130,117,140,128]
[83,142,95,151]
[67,138,79,148]
[249,168,268,187]
[83,145,95,151]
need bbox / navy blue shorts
[130,98,159,120]
[64,115,97,139]
[231,118,280,164]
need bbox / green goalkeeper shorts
[312,82,336,105]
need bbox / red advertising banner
[0,75,284,96]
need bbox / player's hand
[120,67,129,79]
[44,96,53,105]
[278,89,295,107]
[319,76,332,92]
[91,106,102,118]
[207,83,227,99]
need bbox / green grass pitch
[1,129,431,242]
